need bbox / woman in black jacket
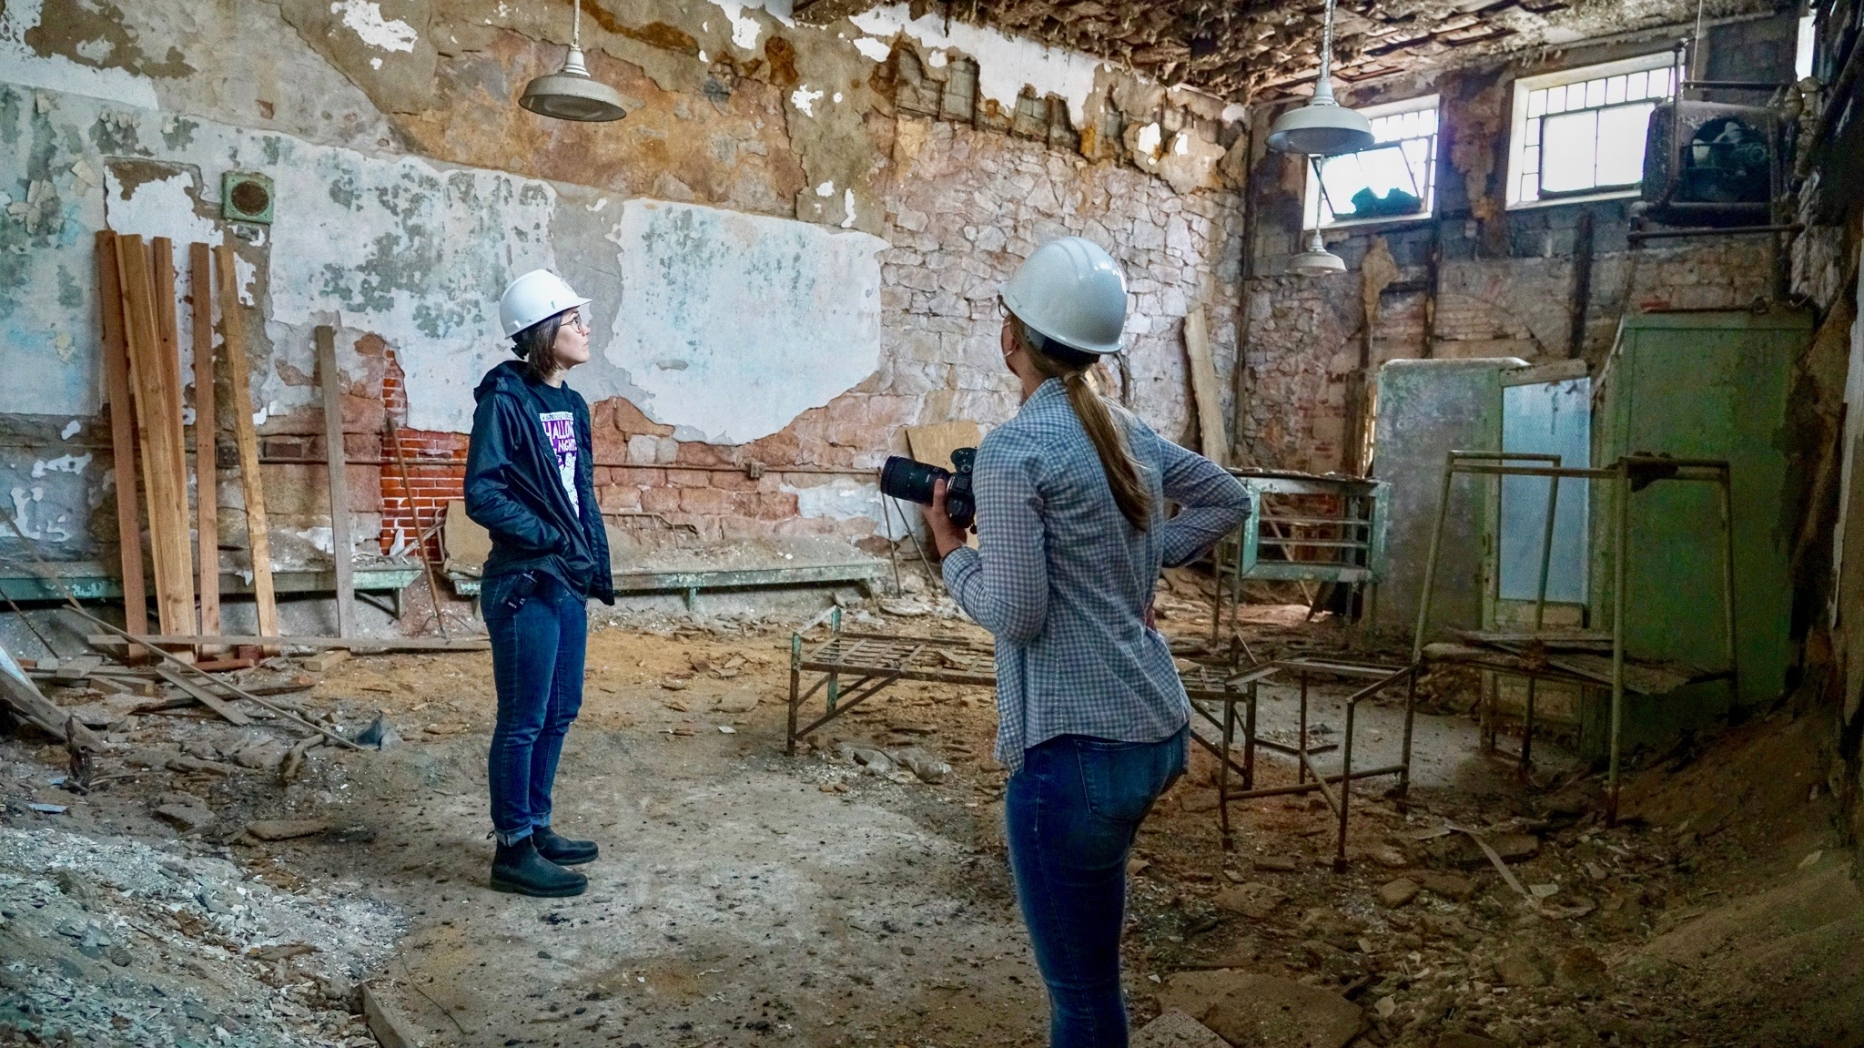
[465,270,616,898]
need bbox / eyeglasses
[996,299,1009,319]
[562,311,589,332]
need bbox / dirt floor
[2,572,1861,1047]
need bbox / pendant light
[519,0,627,122]
[1291,229,1346,276]
[1267,0,1373,156]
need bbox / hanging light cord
[1319,0,1337,87]
[573,0,583,51]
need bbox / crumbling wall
[1234,27,1787,474]
[0,0,1248,569]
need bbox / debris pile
[0,826,402,1046]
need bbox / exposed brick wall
[376,347,466,559]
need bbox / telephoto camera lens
[879,456,949,507]
[878,450,977,531]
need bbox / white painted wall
[606,200,887,445]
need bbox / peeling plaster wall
[0,0,1248,564]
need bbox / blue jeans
[1006,726,1188,1048]
[483,571,587,846]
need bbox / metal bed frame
[1412,451,1738,823]
[788,609,1418,869]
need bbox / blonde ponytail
[1014,320,1153,532]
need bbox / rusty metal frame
[1411,451,1739,824]
[1212,656,1417,869]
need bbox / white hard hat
[499,269,591,338]
[999,237,1128,355]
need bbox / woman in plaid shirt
[922,238,1251,1047]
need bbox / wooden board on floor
[95,231,148,649]
[0,642,104,750]
[115,234,195,636]
[152,666,252,726]
[189,242,221,643]
[215,241,279,644]
[314,325,356,638]
[1184,305,1228,468]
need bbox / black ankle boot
[490,836,587,897]
[534,827,598,866]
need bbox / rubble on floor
[0,825,401,1046]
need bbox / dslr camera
[880,448,977,530]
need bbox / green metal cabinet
[1591,308,1810,710]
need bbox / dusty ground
[2,572,1860,1047]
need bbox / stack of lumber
[95,232,278,657]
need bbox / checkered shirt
[941,379,1252,774]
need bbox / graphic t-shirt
[531,383,581,515]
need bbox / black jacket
[464,361,615,604]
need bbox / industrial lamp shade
[1291,230,1347,276]
[1266,0,1375,156]
[1268,79,1375,156]
[520,45,627,122]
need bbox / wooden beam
[1184,304,1228,468]
[115,235,195,636]
[95,231,148,651]
[314,325,356,638]
[152,666,252,727]
[214,240,279,643]
[189,242,221,644]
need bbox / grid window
[1304,97,1439,228]
[1509,55,1675,207]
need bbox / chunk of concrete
[1415,871,1476,901]
[1133,1008,1229,1048]
[1214,882,1288,920]
[1378,878,1421,908]
[152,804,215,833]
[1157,970,1364,1048]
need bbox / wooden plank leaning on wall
[189,243,221,647]
[113,234,195,639]
[314,325,357,638]
[94,231,148,653]
[213,240,280,647]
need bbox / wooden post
[315,325,356,638]
[214,241,280,645]
[1184,304,1228,468]
[115,235,195,637]
[95,231,148,651]
[189,243,221,645]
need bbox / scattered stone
[894,747,951,784]
[66,702,123,729]
[1369,844,1409,868]
[355,713,400,749]
[1252,855,1301,873]
[245,819,331,841]
[229,738,290,772]
[362,981,420,1048]
[1157,971,1364,1048]
[660,678,690,691]
[1214,882,1288,920]
[1415,871,1476,901]
[1132,1008,1230,1048]
[153,804,216,833]
[714,692,760,713]
[1496,947,1548,988]
[878,597,932,616]
[27,802,68,815]
[1553,945,1610,997]
[1378,878,1420,908]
